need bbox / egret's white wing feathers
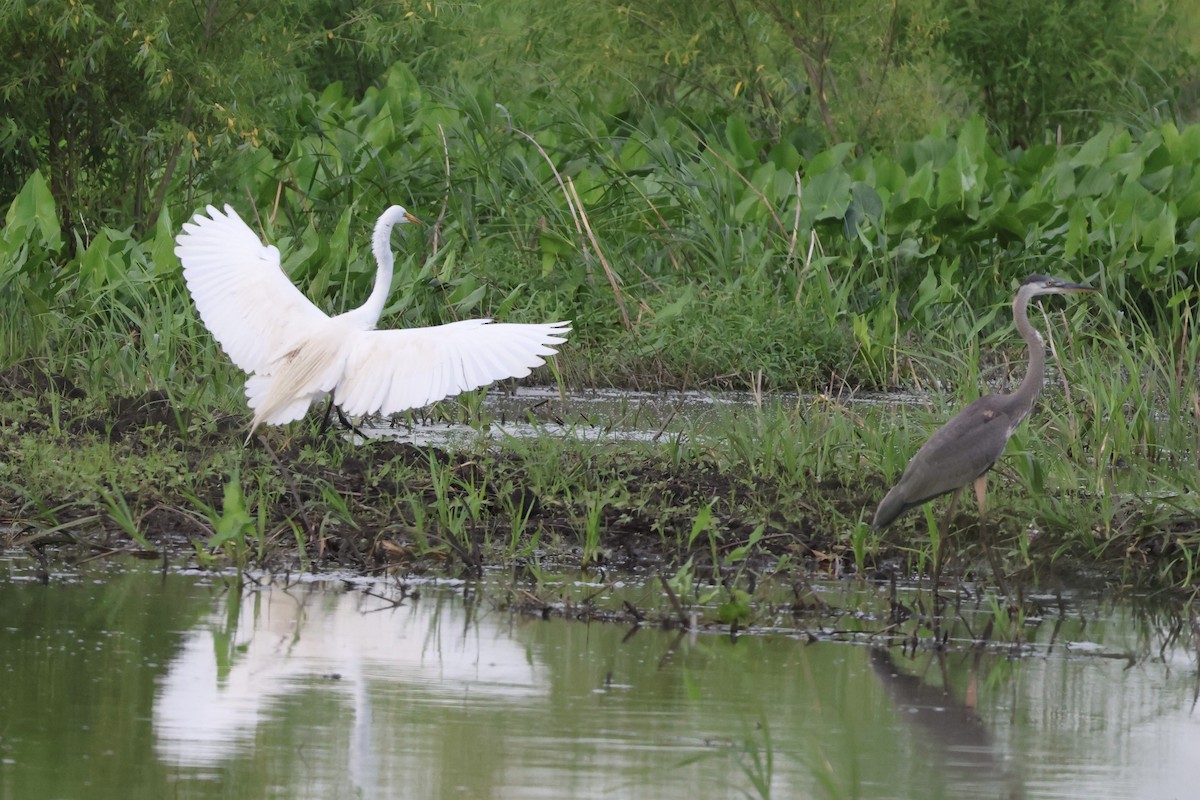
[175,205,330,373]
[335,320,571,417]
[177,202,571,435]
[245,334,348,429]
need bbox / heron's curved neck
[1010,286,1046,417]
[361,216,400,327]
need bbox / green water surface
[0,554,1195,799]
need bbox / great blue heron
[872,275,1096,548]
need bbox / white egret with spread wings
[175,205,570,435]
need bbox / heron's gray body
[871,392,1028,529]
[871,275,1094,531]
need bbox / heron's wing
[873,398,1017,528]
[175,204,330,373]
[334,319,571,417]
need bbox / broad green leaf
[1143,206,1177,267]
[871,155,907,195]
[653,286,695,322]
[330,206,353,264]
[79,229,113,290]
[935,151,971,212]
[210,471,252,550]
[450,281,486,313]
[844,182,884,244]
[724,115,756,162]
[1160,122,1182,161]
[1108,128,1134,157]
[803,169,851,222]
[1047,161,1076,203]
[0,240,28,290]
[1017,143,1059,175]
[734,191,764,223]
[1015,201,1056,225]
[888,196,934,228]
[151,205,176,273]
[318,80,345,109]
[1178,180,1200,220]
[20,283,50,315]
[1179,125,1200,163]
[767,140,801,172]
[1063,203,1088,262]
[1121,179,1160,222]
[852,312,872,348]
[1107,151,1145,182]
[383,61,421,105]
[1077,167,1115,197]
[1140,165,1173,194]
[850,181,883,223]
[903,162,935,204]
[618,137,651,170]
[806,142,857,175]
[1071,125,1115,168]
[957,115,988,162]
[539,230,576,277]
[363,102,394,150]
[5,170,62,252]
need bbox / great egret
[871,275,1095,596]
[175,204,570,434]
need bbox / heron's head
[1020,274,1096,296]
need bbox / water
[1,554,1195,800]
[363,386,840,446]
[361,385,926,447]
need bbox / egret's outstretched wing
[334,319,571,416]
[245,334,349,430]
[175,205,330,373]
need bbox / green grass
[3,284,1197,595]
[3,73,1200,594]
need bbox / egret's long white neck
[361,206,413,328]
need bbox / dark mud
[0,365,1193,592]
[0,364,881,577]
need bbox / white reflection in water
[154,580,541,784]
[150,576,1200,800]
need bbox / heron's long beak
[404,211,423,225]
[1061,281,1097,293]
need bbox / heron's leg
[930,487,961,628]
[973,474,1010,597]
[940,483,962,535]
[972,475,987,516]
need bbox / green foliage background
[1,0,1199,396]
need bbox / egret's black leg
[336,406,368,439]
[318,396,336,434]
[315,396,368,439]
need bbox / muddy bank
[0,366,1193,589]
[9,406,847,570]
